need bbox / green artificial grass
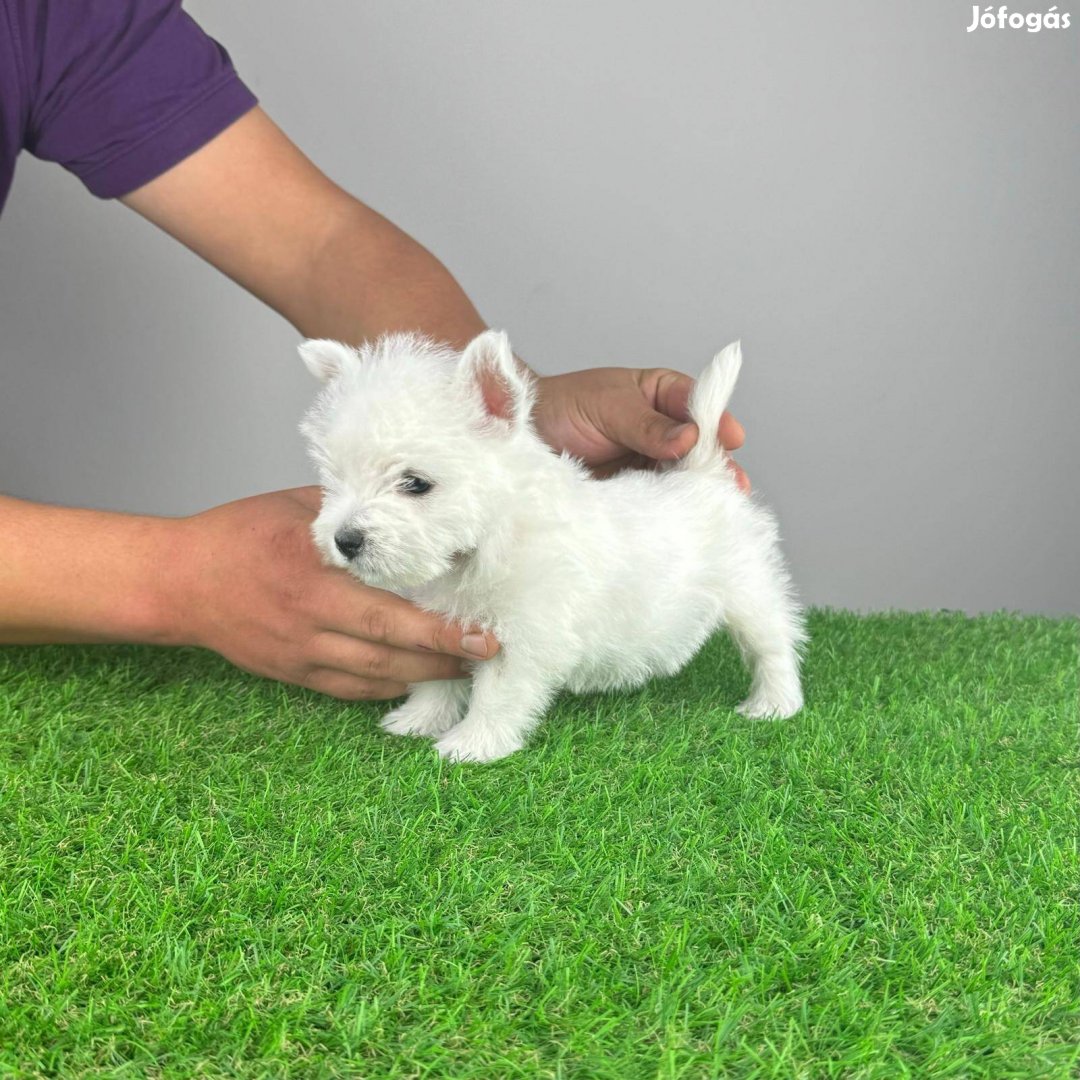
[0,611,1077,1078]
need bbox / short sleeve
[17,0,257,198]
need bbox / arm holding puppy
[1,107,745,696]
[120,109,748,484]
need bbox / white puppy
[299,330,805,762]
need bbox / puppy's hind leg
[381,679,471,738]
[724,561,805,720]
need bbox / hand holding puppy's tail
[682,340,743,471]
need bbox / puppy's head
[299,329,534,590]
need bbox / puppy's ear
[457,330,534,428]
[298,339,356,383]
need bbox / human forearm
[119,107,749,483]
[290,199,488,348]
[0,494,181,645]
[122,108,488,350]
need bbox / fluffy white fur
[299,330,805,762]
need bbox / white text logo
[967,4,1071,30]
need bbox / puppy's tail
[681,340,743,471]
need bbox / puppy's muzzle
[334,527,367,561]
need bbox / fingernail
[461,633,490,658]
[667,422,692,441]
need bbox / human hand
[531,367,750,490]
[170,487,498,699]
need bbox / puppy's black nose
[334,527,366,561]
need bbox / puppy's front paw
[434,723,523,764]
[736,687,803,720]
[381,702,458,739]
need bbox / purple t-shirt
[0,0,257,213]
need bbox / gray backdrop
[1,1,1077,614]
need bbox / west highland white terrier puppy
[299,330,805,762]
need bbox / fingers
[647,368,693,424]
[314,630,471,684]
[600,391,699,461]
[303,620,474,699]
[719,412,745,451]
[303,667,408,701]
[619,368,696,459]
[318,581,500,661]
[728,459,752,494]
[630,368,747,461]
[651,369,744,451]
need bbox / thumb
[619,407,699,462]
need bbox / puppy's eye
[400,473,433,496]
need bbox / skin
[0,107,747,700]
